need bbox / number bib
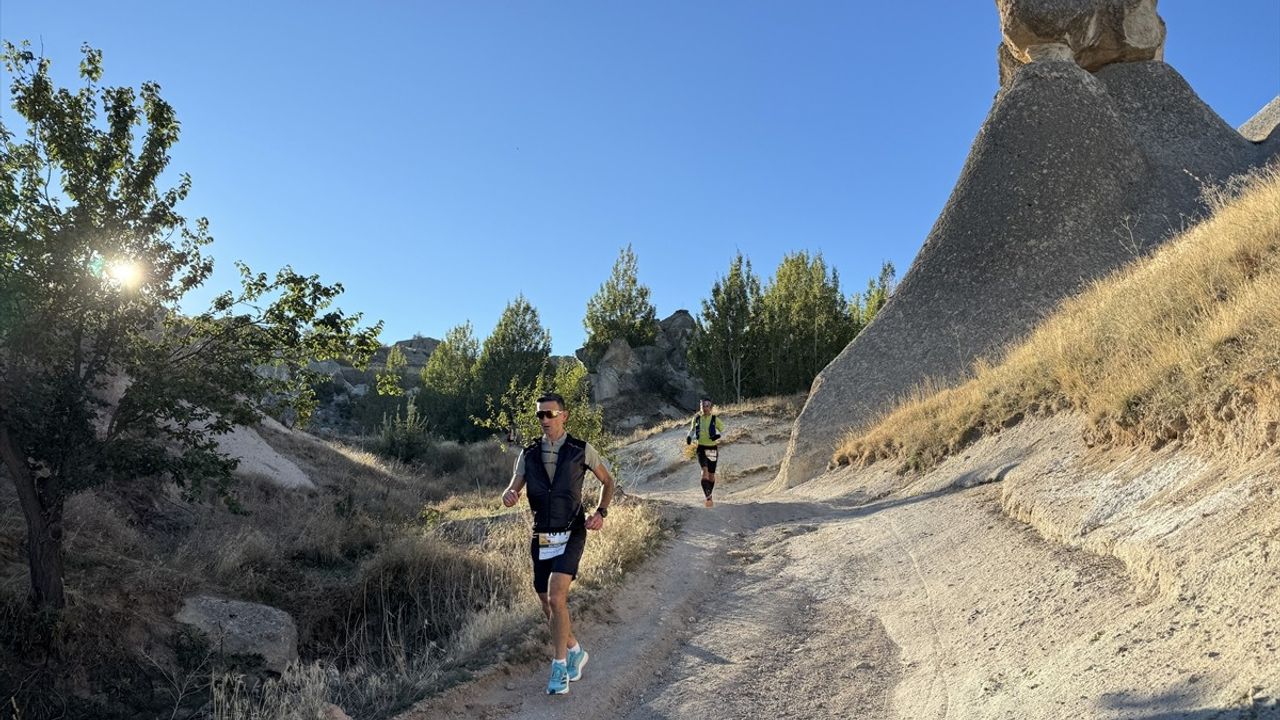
[536,531,571,560]
[704,448,718,462]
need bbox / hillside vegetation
[836,164,1280,472]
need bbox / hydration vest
[522,434,589,532]
[691,414,721,444]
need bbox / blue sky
[3,2,1278,355]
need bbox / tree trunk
[0,424,67,610]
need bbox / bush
[373,399,431,463]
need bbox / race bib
[704,448,718,462]
[536,531,571,560]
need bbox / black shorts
[530,514,588,594]
[696,445,719,473]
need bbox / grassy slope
[835,164,1280,472]
[0,428,668,720]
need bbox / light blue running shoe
[567,646,589,682]
[546,661,569,695]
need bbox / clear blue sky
[3,2,1278,355]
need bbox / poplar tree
[688,253,761,403]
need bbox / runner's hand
[502,488,519,507]
[586,511,604,531]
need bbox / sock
[701,479,714,498]
[568,642,581,654]
[552,658,566,667]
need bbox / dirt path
[397,419,1267,720]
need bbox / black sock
[701,479,715,498]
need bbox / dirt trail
[398,416,1273,720]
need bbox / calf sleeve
[701,479,715,498]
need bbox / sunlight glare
[105,260,143,288]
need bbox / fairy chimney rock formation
[996,0,1166,84]
[775,9,1278,490]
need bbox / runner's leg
[548,572,575,661]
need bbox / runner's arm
[591,462,615,513]
[502,454,526,507]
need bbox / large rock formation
[585,311,704,431]
[996,0,1165,85]
[776,6,1279,488]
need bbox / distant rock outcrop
[372,336,440,375]
[584,311,704,431]
[1241,96,1280,144]
[777,4,1279,488]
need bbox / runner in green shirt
[685,396,724,507]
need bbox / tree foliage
[472,295,551,413]
[756,251,859,396]
[688,252,896,402]
[0,43,380,609]
[376,345,408,396]
[857,260,896,328]
[582,243,657,365]
[418,321,481,440]
[474,358,612,462]
[687,252,761,403]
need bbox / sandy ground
[397,412,1280,720]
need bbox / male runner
[685,396,723,507]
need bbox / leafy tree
[472,295,551,420]
[582,243,657,365]
[419,321,481,440]
[857,260,896,328]
[756,251,858,395]
[0,43,380,610]
[475,358,612,461]
[688,253,761,403]
[376,345,408,396]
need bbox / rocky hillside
[778,0,1280,487]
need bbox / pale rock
[175,595,299,673]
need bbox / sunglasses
[535,409,563,420]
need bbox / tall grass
[0,411,668,719]
[206,500,666,719]
[835,164,1280,472]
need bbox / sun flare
[105,260,143,288]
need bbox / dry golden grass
[835,164,1280,472]
[0,420,669,719]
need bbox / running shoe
[567,646,589,682]
[705,497,714,508]
[547,661,569,695]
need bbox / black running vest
[521,434,589,532]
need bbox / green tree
[376,345,408,396]
[419,321,481,440]
[756,251,858,395]
[475,358,612,461]
[0,43,381,610]
[582,243,658,366]
[688,253,761,403]
[857,260,896,328]
[472,295,551,425]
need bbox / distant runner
[686,396,724,507]
[502,392,615,695]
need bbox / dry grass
[835,164,1280,472]
[0,419,670,719]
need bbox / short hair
[700,396,713,403]
[536,392,567,411]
